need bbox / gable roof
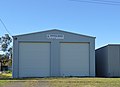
[96,44,120,50]
[13,29,96,38]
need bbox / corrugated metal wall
[96,46,108,77]
[96,45,120,77]
[108,45,120,77]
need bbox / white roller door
[60,43,89,76]
[19,42,50,77]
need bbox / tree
[0,34,12,52]
[0,34,12,70]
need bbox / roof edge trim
[12,29,96,38]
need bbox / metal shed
[13,29,95,78]
[96,44,120,77]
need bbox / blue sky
[0,0,120,49]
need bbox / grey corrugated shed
[96,44,120,77]
[13,29,95,78]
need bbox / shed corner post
[12,37,19,78]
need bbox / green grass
[0,73,12,78]
[0,72,12,86]
[0,77,120,87]
[0,73,120,87]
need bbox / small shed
[96,44,120,77]
[13,29,95,78]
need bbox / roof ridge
[13,29,95,38]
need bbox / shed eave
[12,29,96,39]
